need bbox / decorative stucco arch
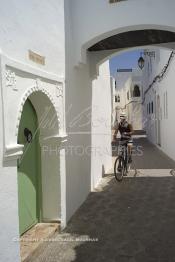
[16,87,63,226]
[16,86,60,138]
[1,57,67,228]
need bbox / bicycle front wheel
[114,157,125,182]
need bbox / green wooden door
[17,99,41,235]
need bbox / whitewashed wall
[114,70,143,130]
[0,0,65,75]
[65,1,113,222]
[64,61,92,221]
[111,77,116,127]
[65,0,92,221]
[0,1,65,261]
[91,61,112,189]
[0,89,20,260]
[125,78,143,130]
[143,48,175,161]
[68,0,175,65]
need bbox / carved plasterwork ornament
[6,70,17,90]
[56,83,63,97]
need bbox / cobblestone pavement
[33,138,175,262]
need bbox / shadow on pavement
[33,136,175,262]
[64,176,175,262]
[34,175,175,262]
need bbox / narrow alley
[32,136,175,262]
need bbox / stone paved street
[33,138,175,262]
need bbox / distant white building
[113,68,143,130]
[142,48,175,161]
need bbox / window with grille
[115,95,120,103]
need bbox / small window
[149,103,151,114]
[164,93,166,118]
[127,91,129,100]
[164,91,168,119]
[115,95,120,103]
[151,101,154,114]
[166,91,168,119]
[133,85,141,97]
[148,62,150,76]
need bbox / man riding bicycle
[113,112,133,164]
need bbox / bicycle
[114,140,136,181]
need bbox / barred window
[115,95,120,103]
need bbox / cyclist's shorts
[128,139,133,146]
[121,138,133,145]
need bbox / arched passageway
[88,29,175,51]
[86,35,175,188]
[67,0,175,65]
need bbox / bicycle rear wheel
[114,157,125,181]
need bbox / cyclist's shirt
[118,121,132,141]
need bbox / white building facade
[0,1,67,261]
[114,69,143,130]
[142,48,175,161]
